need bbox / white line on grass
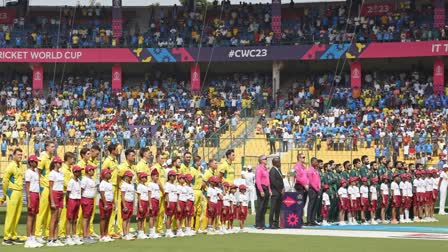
[247,229,448,241]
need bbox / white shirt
[81,176,96,198]
[391,181,400,196]
[99,180,114,202]
[322,192,330,206]
[354,186,361,198]
[239,192,248,206]
[148,182,161,200]
[208,187,218,203]
[137,184,149,201]
[404,181,413,197]
[432,177,439,190]
[242,172,255,187]
[229,193,236,204]
[177,184,189,202]
[414,178,424,193]
[121,182,135,202]
[216,188,223,200]
[25,168,40,193]
[223,192,231,207]
[399,181,406,195]
[347,186,356,200]
[360,185,369,198]
[369,185,378,200]
[49,170,65,191]
[165,182,178,202]
[440,171,448,186]
[338,187,348,198]
[380,183,389,195]
[67,178,82,199]
[425,178,433,192]
[186,185,194,201]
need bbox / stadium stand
[0,1,444,48]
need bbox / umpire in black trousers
[269,157,284,229]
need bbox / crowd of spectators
[0,1,443,48]
[262,70,448,168]
[0,72,271,159]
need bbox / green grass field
[3,233,447,252]
[1,215,448,251]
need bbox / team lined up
[315,156,444,226]
[1,142,246,248]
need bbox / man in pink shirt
[255,155,271,230]
[306,157,321,226]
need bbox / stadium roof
[28,0,344,7]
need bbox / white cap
[166,159,172,166]
[443,164,448,169]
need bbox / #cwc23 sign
[2,41,448,63]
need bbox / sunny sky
[28,0,344,7]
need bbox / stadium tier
[0,0,441,48]
[1,1,448,249]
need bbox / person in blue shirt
[425,142,433,156]
[294,131,300,148]
[374,145,381,161]
[415,144,421,159]
[374,129,380,145]
[1,139,7,157]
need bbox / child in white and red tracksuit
[66,166,83,245]
[238,185,249,232]
[148,169,162,239]
[136,172,149,239]
[321,184,331,226]
[337,179,349,226]
[380,174,389,224]
[164,170,178,238]
[228,185,238,232]
[176,174,188,237]
[121,170,135,241]
[347,177,359,225]
[390,173,401,224]
[401,173,413,223]
[185,174,195,236]
[221,182,231,234]
[369,177,379,225]
[359,177,369,225]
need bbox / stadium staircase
[198,116,258,162]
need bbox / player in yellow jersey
[2,148,25,245]
[58,152,75,238]
[103,144,121,238]
[200,159,219,231]
[171,157,182,176]
[180,152,204,231]
[219,149,236,183]
[89,145,101,167]
[153,153,167,233]
[75,147,92,236]
[135,147,151,179]
[35,140,56,242]
[118,149,137,182]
